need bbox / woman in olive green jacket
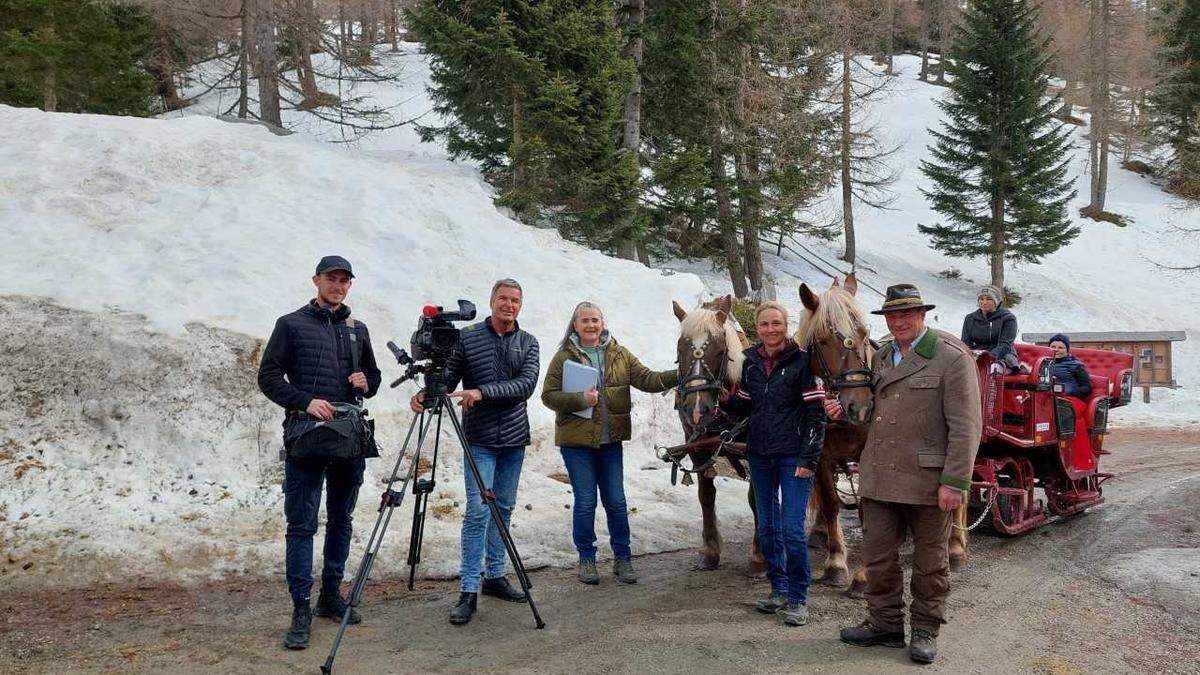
[541,302,678,585]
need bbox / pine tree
[919,0,1077,290]
[0,0,154,116]
[1150,0,1200,199]
[408,0,638,249]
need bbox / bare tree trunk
[388,0,399,51]
[884,0,896,75]
[512,90,526,193]
[253,0,282,126]
[919,0,932,81]
[935,0,950,84]
[42,67,57,112]
[1058,77,1074,118]
[149,18,184,112]
[736,149,765,293]
[295,0,321,106]
[840,48,856,266]
[239,0,251,118]
[712,136,749,299]
[1087,0,1110,212]
[615,0,645,261]
[990,195,1006,289]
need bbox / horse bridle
[809,323,874,396]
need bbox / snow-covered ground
[0,46,1195,587]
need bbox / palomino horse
[797,274,969,596]
[669,295,766,574]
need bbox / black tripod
[321,357,544,674]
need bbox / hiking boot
[482,576,527,602]
[755,593,788,614]
[578,559,600,585]
[777,602,808,626]
[283,600,311,650]
[909,628,938,663]
[448,592,477,625]
[613,558,638,584]
[314,587,361,625]
[839,620,906,648]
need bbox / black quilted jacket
[258,300,382,413]
[446,317,541,447]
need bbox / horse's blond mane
[794,287,868,347]
[679,307,745,385]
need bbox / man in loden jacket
[827,284,982,664]
[258,255,382,650]
[410,278,540,626]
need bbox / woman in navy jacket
[721,301,825,627]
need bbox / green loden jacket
[541,335,679,449]
[859,328,984,506]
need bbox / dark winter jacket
[258,300,382,413]
[1050,355,1093,399]
[961,305,1019,367]
[445,317,541,447]
[721,341,826,470]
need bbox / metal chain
[955,488,996,532]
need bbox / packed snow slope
[1,46,1196,587]
[0,61,720,585]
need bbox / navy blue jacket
[961,306,1018,367]
[446,317,541,447]
[258,301,382,413]
[721,341,826,470]
[1050,355,1093,399]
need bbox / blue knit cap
[1048,333,1070,351]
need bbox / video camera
[387,299,476,396]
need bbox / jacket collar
[913,329,938,359]
[486,316,521,336]
[746,339,802,368]
[304,299,352,323]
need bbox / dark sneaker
[482,576,527,602]
[839,620,905,648]
[777,602,808,626]
[283,601,312,650]
[909,628,938,663]
[755,593,788,613]
[314,588,361,625]
[449,592,477,625]
[613,559,638,584]
[578,559,600,585]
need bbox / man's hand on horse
[795,466,815,478]
[450,388,483,410]
[937,485,964,512]
[824,398,844,421]
[584,387,599,407]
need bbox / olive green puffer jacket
[541,335,678,448]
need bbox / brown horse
[797,274,969,596]
[670,295,766,574]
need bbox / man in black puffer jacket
[961,285,1020,373]
[409,278,540,626]
[258,256,381,650]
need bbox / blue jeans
[460,445,525,592]
[747,453,813,604]
[560,443,631,561]
[283,457,365,603]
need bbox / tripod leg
[406,403,444,590]
[442,398,546,629]
[322,411,431,674]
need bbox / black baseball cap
[315,255,354,278]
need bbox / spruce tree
[0,0,154,116]
[407,0,638,249]
[918,0,1077,289]
[1150,0,1200,199]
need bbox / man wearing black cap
[258,255,382,650]
[826,283,982,664]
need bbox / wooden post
[1142,386,1150,404]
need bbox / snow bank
[0,98,757,586]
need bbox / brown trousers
[862,498,951,635]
